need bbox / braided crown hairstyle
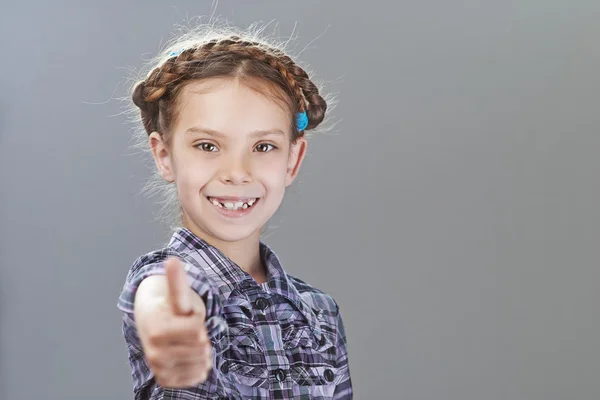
[127,27,330,228]
[131,35,328,144]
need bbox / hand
[136,257,213,388]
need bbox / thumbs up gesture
[134,257,213,388]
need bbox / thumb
[165,257,193,316]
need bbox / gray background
[1,1,599,399]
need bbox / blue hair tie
[296,111,309,131]
[169,48,185,57]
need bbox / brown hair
[126,25,331,228]
[131,35,327,144]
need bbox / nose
[219,153,252,185]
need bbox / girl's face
[150,78,306,244]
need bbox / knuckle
[177,366,208,387]
[182,329,198,342]
[192,324,205,335]
[149,354,213,388]
[147,330,166,345]
[197,333,210,345]
[171,324,193,339]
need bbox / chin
[192,221,261,243]
[211,228,259,243]
[181,201,273,243]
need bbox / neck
[182,218,266,282]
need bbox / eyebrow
[185,126,286,138]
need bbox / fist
[136,257,213,388]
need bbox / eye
[254,143,276,153]
[196,142,218,152]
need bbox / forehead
[174,78,292,136]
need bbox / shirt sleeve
[117,255,224,350]
[332,304,353,400]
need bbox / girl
[117,26,352,400]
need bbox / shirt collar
[168,228,322,335]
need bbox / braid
[133,35,327,134]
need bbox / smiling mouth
[207,196,260,211]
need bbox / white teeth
[209,197,258,211]
[210,198,223,208]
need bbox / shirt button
[275,369,286,382]
[220,362,229,374]
[324,368,335,382]
[254,297,269,311]
[318,335,327,346]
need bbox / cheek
[174,153,213,190]
[256,159,289,198]
[259,153,288,178]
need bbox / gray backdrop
[1,1,599,399]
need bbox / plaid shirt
[118,228,353,399]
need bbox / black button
[220,362,229,374]
[324,368,335,382]
[275,369,286,382]
[318,335,326,346]
[254,297,269,311]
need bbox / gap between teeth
[210,198,256,210]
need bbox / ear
[286,136,307,187]
[149,132,175,182]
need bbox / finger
[166,363,212,388]
[154,351,213,388]
[146,318,210,346]
[146,343,211,372]
[161,342,212,362]
[151,351,211,373]
[165,257,193,316]
[170,355,212,373]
